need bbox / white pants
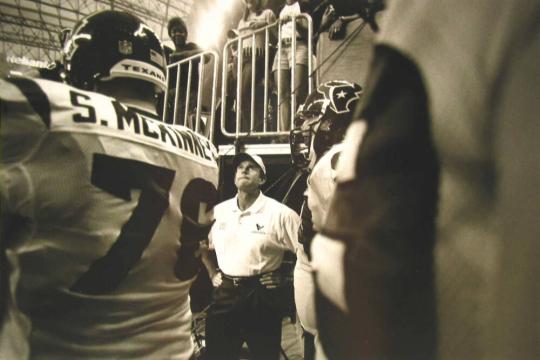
[294,247,328,360]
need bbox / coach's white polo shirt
[209,192,299,277]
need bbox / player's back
[0,77,219,359]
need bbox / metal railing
[220,13,314,140]
[163,50,219,141]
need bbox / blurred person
[272,0,311,134]
[0,10,219,359]
[235,0,276,133]
[290,80,364,360]
[315,2,380,85]
[220,31,241,137]
[312,0,540,359]
[203,153,300,360]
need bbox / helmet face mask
[64,10,167,92]
[290,112,322,169]
[290,80,363,169]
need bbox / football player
[290,80,364,359]
[0,10,218,359]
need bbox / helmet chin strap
[308,122,319,170]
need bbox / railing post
[219,14,313,141]
[166,50,219,141]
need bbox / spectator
[315,3,378,85]
[220,30,241,136]
[166,16,207,126]
[168,17,205,62]
[290,80,364,360]
[234,0,276,134]
[0,10,219,359]
[203,153,300,360]
[272,0,310,134]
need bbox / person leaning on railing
[166,16,208,126]
[235,0,276,133]
[272,0,311,135]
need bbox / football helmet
[290,80,363,169]
[63,10,166,92]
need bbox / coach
[204,152,300,360]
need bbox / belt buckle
[233,278,241,287]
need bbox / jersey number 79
[70,153,216,295]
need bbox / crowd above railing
[165,13,316,144]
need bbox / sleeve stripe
[5,77,51,128]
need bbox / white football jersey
[305,143,344,231]
[0,77,219,359]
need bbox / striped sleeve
[1,78,49,164]
[0,78,45,221]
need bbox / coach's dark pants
[205,275,287,360]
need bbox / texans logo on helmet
[300,80,363,117]
[325,81,362,114]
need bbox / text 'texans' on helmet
[63,10,167,92]
[290,80,363,169]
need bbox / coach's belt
[222,273,261,288]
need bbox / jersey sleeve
[0,164,34,221]
[1,77,51,220]
[1,78,50,165]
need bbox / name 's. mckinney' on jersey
[0,77,219,359]
[0,77,217,164]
